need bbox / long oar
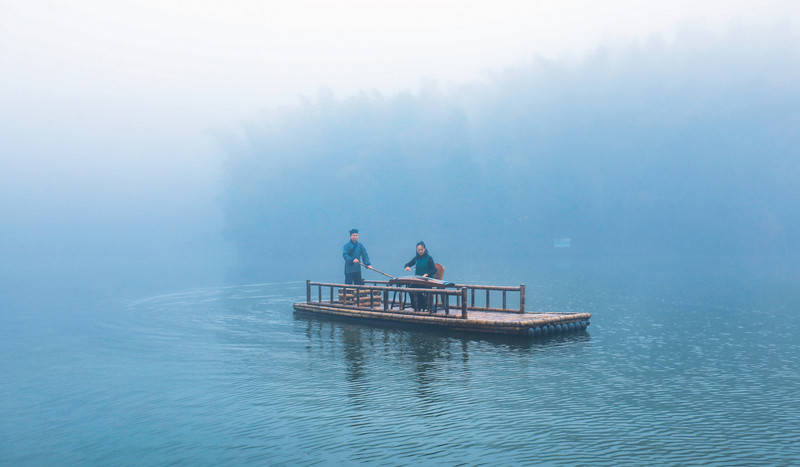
[360,263,395,279]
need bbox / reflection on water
[2,272,800,465]
[296,313,592,416]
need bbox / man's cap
[349,228,359,234]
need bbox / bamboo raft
[293,277,591,336]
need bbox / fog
[4,6,800,465]
[1,2,799,301]
[223,28,800,283]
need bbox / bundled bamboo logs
[338,288,382,306]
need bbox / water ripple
[3,280,800,465]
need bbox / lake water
[2,259,799,465]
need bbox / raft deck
[293,279,591,336]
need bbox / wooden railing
[306,281,468,318]
[454,284,526,314]
[304,281,527,317]
[365,280,524,313]
[362,280,391,286]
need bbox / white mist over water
[222,31,800,282]
[1,2,798,288]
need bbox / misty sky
[3,2,797,117]
[2,1,799,290]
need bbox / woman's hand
[404,266,411,271]
[422,274,429,277]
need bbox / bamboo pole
[360,263,394,279]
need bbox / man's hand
[423,274,429,277]
[353,259,359,264]
[404,266,411,271]
[366,265,373,270]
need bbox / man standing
[343,228,372,284]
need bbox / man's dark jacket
[343,241,371,273]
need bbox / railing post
[306,280,311,303]
[383,290,389,311]
[461,288,468,319]
[519,284,525,313]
